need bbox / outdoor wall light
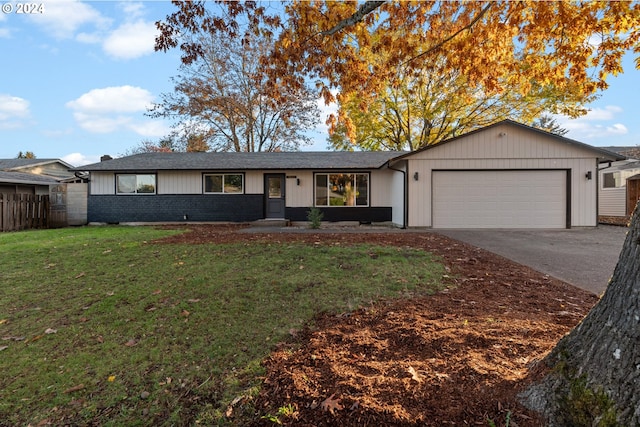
[296,178,300,186]
[413,172,419,181]
[585,171,592,180]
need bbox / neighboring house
[0,158,76,194]
[597,147,640,221]
[0,158,88,227]
[0,158,76,179]
[0,170,61,195]
[75,120,623,229]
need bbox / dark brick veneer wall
[89,195,393,224]
[88,194,263,223]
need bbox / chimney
[100,155,113,162]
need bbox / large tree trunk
[521,203,640,425]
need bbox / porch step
[251,219,291,228]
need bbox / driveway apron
[436,226,628,295]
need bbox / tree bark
[521,202,640,425]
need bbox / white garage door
[432,170,566,228]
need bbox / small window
[116,174,156,194]
[603,172,617,189]
[315,173,369,207]
[603,170,638,189]
[204,174,244,194]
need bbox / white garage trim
[432,170,569,229]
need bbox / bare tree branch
[320,1,386,36]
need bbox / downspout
[386,160,407,229]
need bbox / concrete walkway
[436,226,629,295]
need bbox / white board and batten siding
[90,169,395,210]
[90,172,115,195]
[91,170,269,196]
[405,122,599,228]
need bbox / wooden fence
[0,193,49,232]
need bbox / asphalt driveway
[436,225,628,295]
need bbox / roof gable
[393,120,624,162]
[0,158,73,170]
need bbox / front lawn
[0,226,445,425]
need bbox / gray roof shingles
[0,159,72,170]
[74,151,405,172]
[0,171,60,185]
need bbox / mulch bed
[158,224,599,426]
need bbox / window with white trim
[204,174,244,194]
[315,173,369,206]
[602,170,639,189]
[116,174,156,194]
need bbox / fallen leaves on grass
[226,395,246,417]
[2,336,24,341]
[124,339,137,347]
[27,334,44,343]
[64,384,85,394]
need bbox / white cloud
[118,2,146,19]
[129,120,172,138]
[557,106,628,140]
[71,112,132,133]
[28,0,110,40]
[66,85,154,114]
[0,94,30,118]
[0,94,31,129]
[66,85,168,136]
[103,19,158,60]
[62,152,101,167]
[580,105,623,121]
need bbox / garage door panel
[433,171,566,228]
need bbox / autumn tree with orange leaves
[156,1,640,424]
[157,1,638,147]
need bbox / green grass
[0,226,446,426]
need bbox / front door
[265,174,286,218]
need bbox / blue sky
[1,1,638,166]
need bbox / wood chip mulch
[157,225,599,426]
